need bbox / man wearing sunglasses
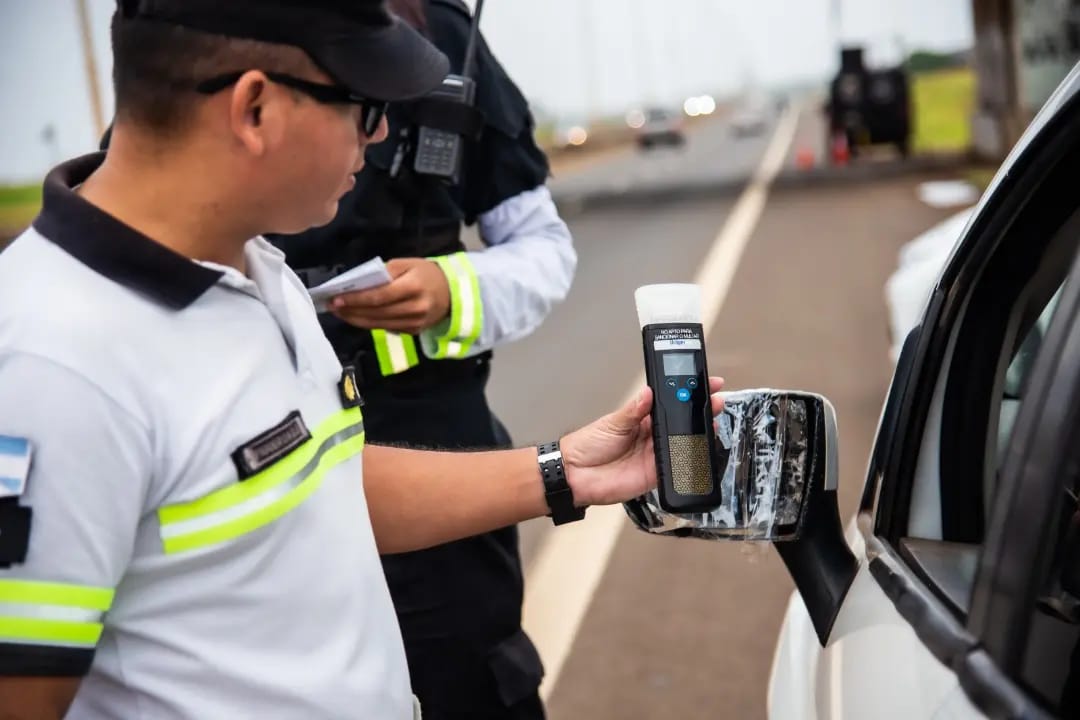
[0,1,725,719]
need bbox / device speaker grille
[669,434,712,495]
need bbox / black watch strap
[537,441,586,526]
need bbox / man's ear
[228,71,282,156]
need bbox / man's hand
[560,377,725,507]
[329,258,451,334]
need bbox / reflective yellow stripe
[0,580,113,611]
[158,409,365,554]
[0,580,112,648]
[371,329,421,376]
[426,253,483,359]
[0,617,102,647]
[455,253,483,356]
[159,408,361,525]
[434,256,461,352]
[161,432,365,555]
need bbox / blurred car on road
[729,96,772,138]
[627,107,686,150]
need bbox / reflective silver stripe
[0,602,104,624]
[384,332,411,374]
[160,421,364,540]
[0,634,99,650]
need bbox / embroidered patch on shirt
[0,435,32,499]
[231,412,311,480]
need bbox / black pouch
[487,629,544,708]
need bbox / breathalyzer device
[635,284,723,514]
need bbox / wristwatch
[537,441,586,526]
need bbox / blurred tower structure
[971,0,1025,159]
[971,0,1080,159]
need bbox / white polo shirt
[0,154,414,718]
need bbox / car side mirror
[623,389,859,645]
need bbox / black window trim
[871,86,1080,546]
[861,526,1054,720]
[855,75,1080,720]
[858,191,1080,720]
[936,207,1078,545]
[968,250,1080,674]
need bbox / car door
[770,64,1080,720]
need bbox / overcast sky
[0,0,973,183]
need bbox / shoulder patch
[0,436,32,499]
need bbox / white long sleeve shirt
[416,184,576,361]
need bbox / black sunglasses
[195,71,388,137]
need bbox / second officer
[268,1,575,718]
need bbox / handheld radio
[412,0,486,185]
[635,284,723,514]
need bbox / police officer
[268,2,573,718]
[0,1,724,718]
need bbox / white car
[884,207,974,363]
[630,108,686,150]
[625,62,1080,719]
[764,63,1080,720]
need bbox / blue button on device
[676,388,691,402]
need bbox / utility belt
[304,302,491,394]
[351,343,493,395]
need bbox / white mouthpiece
[635,284,702,328]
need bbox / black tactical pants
[362,357,545,720]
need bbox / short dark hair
[110,15,315,134]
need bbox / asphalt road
[548,111,780,203]
[483,109,963,718]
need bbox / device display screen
[663,352,697,376]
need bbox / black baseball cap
[119,0,450,102]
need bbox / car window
[898,281,1067,615]
[893,199,1079,618]
[996,288,1062,470]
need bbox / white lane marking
[830,641,845,720]
[523,103,803,702]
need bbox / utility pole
[75,0,106,140]
[628,0,656,106]
[970,0,1024,159]
[830,0,843,69]
[579,0,600,121]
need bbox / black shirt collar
[31,153,223,310]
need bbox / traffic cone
[830,132,850,166]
